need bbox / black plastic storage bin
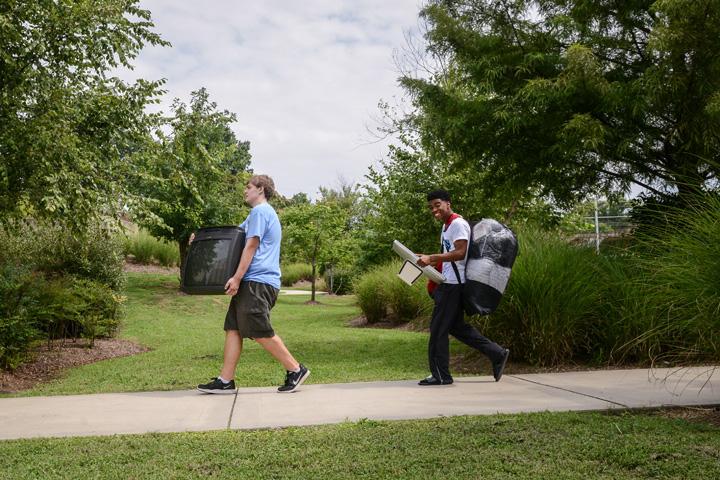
[181,226,246,295]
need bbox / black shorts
[224,281,279,338]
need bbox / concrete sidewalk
[279,289,326,296]
[0,366,717,440]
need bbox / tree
[400,0,720,207]
[0,0,168,231]
[270,192,310,209]
[281,202,347,302]
[318,177,362,214]
[359,128,556,269]
[316,180,363,290]
[139,88,252,280]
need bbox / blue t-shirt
[239,202,281,289]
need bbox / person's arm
[224,236,260,295]
[416,239,467,267]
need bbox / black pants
[428,283,504,382]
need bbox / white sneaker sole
[278,369,310,393]
[197,387,237,394]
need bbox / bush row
[1,222,126,291]
[353,198,720,367]
[0,222,125,370]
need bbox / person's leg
[239,281,309,392]
[426,284,462,383]
[197,294,245,393]
[240,282,299,371]
[219,330,244,380]
[255,335,310,393]
[254,335,299,372]
[449,320,505,363]
[449,310,509,381]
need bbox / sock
[290,366,300,373]
[218,376,231,384]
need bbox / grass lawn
[1,411,718,479]
[11,273,451,396]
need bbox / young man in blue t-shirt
[197,175,310,394]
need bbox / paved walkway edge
[1,366,717,440]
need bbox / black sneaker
[278,364,310,393]
[197,377,236,394]
[418,376,453,386]
[493,349,510,382]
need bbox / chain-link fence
[567,200,634,253]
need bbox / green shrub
[124,230,154,264]
[124,229,179,267]
[153,241,180,267]
[354,261,432,324]
[0,315,38,370]
[31,276,123,343]
[355,267,390,323]
[324,268,354,295]
[0,221,126,292]
[0,264,38,370]
[48,224,125,291]
[586,249,661,364]
[497,202,720,367]
[0,221,126,370]
[487,229,601,366]
[281,263,314,287]
[620,195,720,363]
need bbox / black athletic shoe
[493,349,510,382]
[418,376,453,386]
[197,377,236,394]
[278,364,310,393]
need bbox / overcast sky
[117,1,424,199]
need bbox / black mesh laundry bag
[181,226,246,295]
[463,219,518,316]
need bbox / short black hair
[427,189,451,202]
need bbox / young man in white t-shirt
[416,189,510,385]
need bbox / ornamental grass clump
[618,194,720,363]
[281,263,314,287]
[354,261,432,324]
[488,229,601,366]
[124,229,179,267]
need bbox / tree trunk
[310,240,318,302]
[179,239,189,287]
[310,259,316,302]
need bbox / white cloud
[116,0,424,198]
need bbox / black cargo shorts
[224,280,279,338]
